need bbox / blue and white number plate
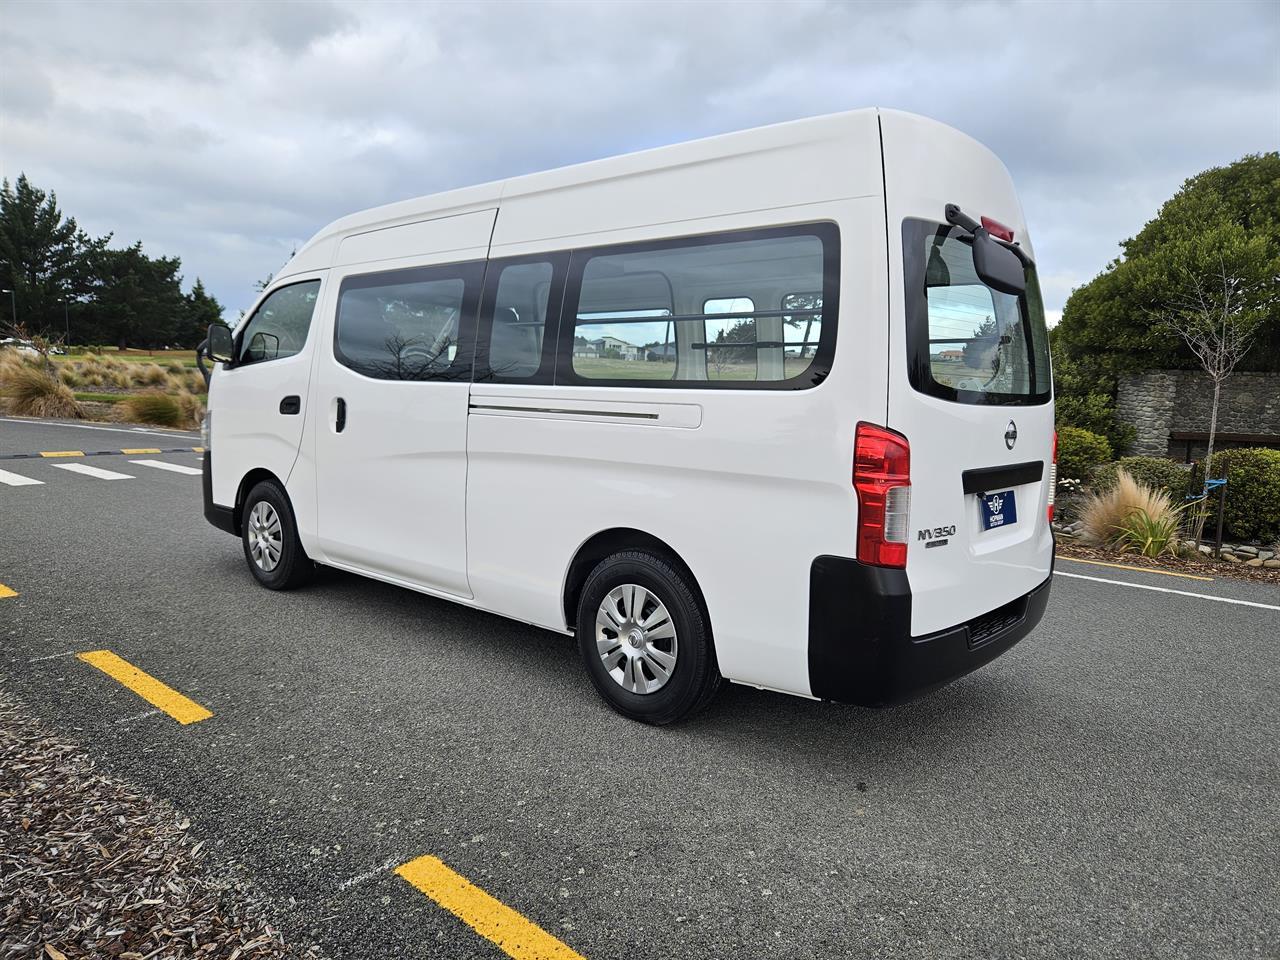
[979,489,1017,530]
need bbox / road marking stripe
[0,583,17,599]
[0,468,43,486]
[1055,571,1280,611]
[77,650,213,724]
[193,446,205,452]
[128,459,202,476]
[51,463,134,480]
[120,447,162,454]
[40,450,85,457]
[395,856,584,960]
[1058,556,1214,581]
[0,416,199,439]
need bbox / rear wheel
[241,479,313,590]
[577,550,721,724]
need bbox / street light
[0,288,15,328]
[60,298,69,343]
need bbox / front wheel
[241,479,313,590]
[577,550,721,724]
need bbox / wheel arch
[234,468,287,535]
[561,528,710,636]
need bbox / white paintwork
[0,468,43,486]
[208,108,1053,701]
[309,226,490,596]
[52,463,133,480]
[207,271,326,510]
[129,459,203,476]
[879,110,1053,635]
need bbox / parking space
[1,415,1277,960]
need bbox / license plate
[979,489,1017,530]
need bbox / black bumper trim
[202,451,237,536]
[808,556,1051,707]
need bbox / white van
[201,109,1055,724]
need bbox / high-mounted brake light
[980,216,1015,243]
[1047,430,1058,522]
[854,423,911,568]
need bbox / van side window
[563,224,837,389]
[335,263,481,381]
[476,259,564,381]
[237,281,321,365]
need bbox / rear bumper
[202,452,237,536]
[807,555,1052,707]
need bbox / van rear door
[880,111,1054,637]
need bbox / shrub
[1094,456,1192,501]
[120,391,184,427]
[1079,469,1178,547]
[1205,447,1280,544]
[1112,505,1184,557]
[132,363,169,387]
[1057,426,1113,483]
[0,365,86,418]
[176,392,206,429]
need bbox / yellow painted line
[1059,555,1214,581]
[192,446,205,453]
[120,447,162,454]
[0,583,17,599]
[39,450,85,458]
[395,855,584,960]
[77,650,213,725]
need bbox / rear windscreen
[902,219,1051,405]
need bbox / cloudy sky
[2,0,1277,324]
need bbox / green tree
[180,278,226,349]
[87,243,187,350]
[0,174,106,334]
[1052,152,1280,448]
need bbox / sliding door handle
[335,397,347,433]
[279,395,301,415]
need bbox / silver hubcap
[595,584,678,695]
[247,501,282,572]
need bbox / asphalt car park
[2,415,1277,959]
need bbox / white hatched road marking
[51,462,134,481]
[0,468,43,486]
[129,459,202,476]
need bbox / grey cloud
[1,0,1277,319]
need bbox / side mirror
[972,231,1027,296]
[207,323,235,364]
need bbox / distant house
[935,349,964,362]
[596,336,642,360]
[573,341,601,358]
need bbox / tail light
[1047,430,1058,522]
[854,423,911,568]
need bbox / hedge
[1093,456,1192,501]
[1205,447,1280,544]
[1057,426,1113,483]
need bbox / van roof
[279,108,986,278]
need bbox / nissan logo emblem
[1004,421,1018,450]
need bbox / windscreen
[902,220,1051,405]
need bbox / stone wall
[1115,370,1280,459]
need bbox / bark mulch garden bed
[1055,539,1280,585]
[0,690,321,959]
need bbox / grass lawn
[57,349,199,367]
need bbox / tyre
[577,550,721,724]
[240,479,313,590]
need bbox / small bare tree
[1157,256,1266,540]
